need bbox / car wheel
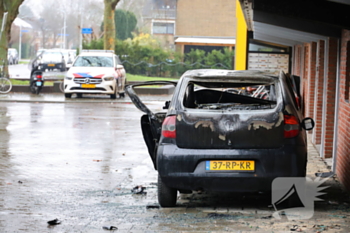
[64,93,72,98]
[110,81,118,99]
[77,93,83,98]
[157,174,177,207]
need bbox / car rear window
[73,56,113,67]
[182,79,277,110]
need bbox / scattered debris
[18,181,23,184]
[131,185,147,195]
[290,225,299,231]
[315,172,334,178]
[47,218,61,225]
[328,214,347,218]
[146,204,160,209]
[261,215,273,219]
[93,160,102,162]
[207,213,230,218]
[102,226,118,230]
[328,201,339,205]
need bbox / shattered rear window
[182,79,277,110]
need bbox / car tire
[65,93,72,98]
[110,81,118,99]
[77,93,83,98]
[157,174,177,207]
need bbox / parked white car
[63,50,126,99]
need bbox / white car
[63,50,126,99]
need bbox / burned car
[125,69,314,207]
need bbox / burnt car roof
[182,69,278,80]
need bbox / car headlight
[65,75,73,80]
[104,77,114,82]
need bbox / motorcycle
[30,70,44,94]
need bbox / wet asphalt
[0,93,349,233]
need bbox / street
[0,94,349,232]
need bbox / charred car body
[125,69,314,207]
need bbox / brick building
[238,0,350,190]
[175,0,236,53]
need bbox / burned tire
[158,174,177,207]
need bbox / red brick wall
[312,40,325,145]
[306,42,317,124]
[336,29,350,190]
[302,44,310,115]
[322,38,338,159]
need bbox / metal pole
[63,13,66,49]
[19,24,22,61]
[79,15,82,53]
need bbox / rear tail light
[162,116,176,138]
[36,75,42,79]
[284,115,300,138]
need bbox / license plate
[36,81,42,86]
[48,64,55,67]
[206,160,255,171]
[81,84,96,88]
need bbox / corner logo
[272,177,330,220]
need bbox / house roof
[175,37,236,46]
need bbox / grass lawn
[126,74,178,82]
[10,79,56,86]
[10,74,178,86]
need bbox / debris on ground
[93,159,102,162]
[102,226,118,230]
[146,204,160,209]
[328,201,339,205]
[131,185,147,195]
[315,172,334,178]
[18,181,23,184]
[207,213,230,218]
[47,218,61,225]
[261,215,273,219]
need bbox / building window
[153,22,174,34]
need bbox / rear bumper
[157,144,307,193]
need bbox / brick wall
[302,44,310,115]
[322,38,338,159]
[312,40,325,145]
[176,0,236,37]
[306,42,317,124]
[336,29,350,190]
[248,53,289,75]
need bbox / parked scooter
[30,70,44,94]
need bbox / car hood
[67,67,115,78]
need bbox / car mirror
[301,117,315,130]
[163,101,170,109]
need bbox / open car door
[125,81,177,169]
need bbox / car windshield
[73,56,113,67]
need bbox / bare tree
[0,0,25,77]
[103,0,121,50]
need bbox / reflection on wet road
[0,101,160,232]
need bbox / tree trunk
[0,0,24,78]
[103,0,120,51]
